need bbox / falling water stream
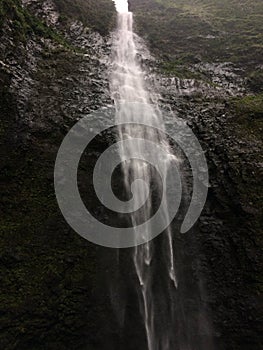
[111,1,178,349]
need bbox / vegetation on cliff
[129,0,263,68]
[0,0,58,42]
[129,1,262,348]
[0,0,262,349]
[0,0,115,44]
[53,0,116,35]
[0,1,116,348]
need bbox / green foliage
[0,0,116,49]
[158,59,207,80]
[130,0,263,68]
[0,145,99,349]
[231,93,263,119]
[226,92,263,225]
[53,0,116,35]
[0,0,30,41]
[247,69,263,93]
[0,0,71,47]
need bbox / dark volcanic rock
[0,0,262,350]
[0,1,119,349]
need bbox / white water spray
[113,0,128,13]
[111,1,178,348]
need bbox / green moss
[0,0,72,48]
[247,69,263,93]
[0,139,100,348]
[158,59,207,80]
[231,93,263,120]
[53,0,116,35]
[227,93,263,213]
[130,0,263,70]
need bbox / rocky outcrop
[0,0,262,349]
[0,1,118,349]
[126,1,262,348]
[129,3,262,347]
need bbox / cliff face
[0,1,119,349]
[129,1,262,349]
[129,0,263,72]
[0,1,262,350]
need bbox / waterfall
[111,2,178,349]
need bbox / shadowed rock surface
[0,0,262,349]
